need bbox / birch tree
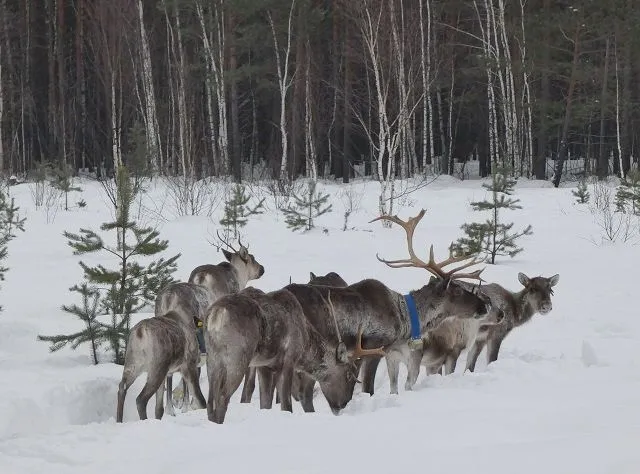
[196,0,228,176]
[137,0,162,174]
[267,0,297,181]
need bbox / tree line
[0,0,638,185]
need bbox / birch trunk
[195,1,220,175]
[268,0,296,181]
[137,0,162,173]
[304,44,317,181]
[614,40,623,178]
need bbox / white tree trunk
[268,0,296,180]
[304,46,317,181]
[195,1,221,175]
[614,40,623,178]
[110,71,122,170]
[138,0,162,173]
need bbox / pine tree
[37,283,105,365]
[450,167,532,264]
[219,184,265,238]
[572,179,590,204]
[0,188,26,311]
[282,180,332,232]
[614,170,640,215]
[49,162,82,211]
[61,165,180,364]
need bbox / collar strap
[403,293,421,340]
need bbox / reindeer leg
[165,374,177,417]
[465,340,485,372]
[360,356,381,396]
[257,367,275,409]
[299,374,316,413]
[405,350,422,391]
[291,372,303,401]
[116,367,140,423]
[240,367,257,403]
[155,377,166,419]
[136,364,169,421]
[277,363,294,413]
[486,337,503,365]
[385,353,401,395]
[443,351,460,375]
[182,365,206,410]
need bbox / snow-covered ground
[1,175,639,474]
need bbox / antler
[326,291,385,360]
[369,209,484,282]
[349,329,386,359]
[214,230,239,253]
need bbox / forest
[0,0,637,185]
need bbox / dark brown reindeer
[463,272,559,372]
[146,233,265,416]
[239,270,349,404]
[284,210,490,410]
[205,287,384,423]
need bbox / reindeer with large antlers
[283,209,491,410]
[205,287,384,423]
[151,232,265,416]
[356,209,498,395]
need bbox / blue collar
[403,293,421,340]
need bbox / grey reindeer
[389,308,504,394]
[205,286,384,423]
[239,270,348,404]
[360,209,491,395]
[116,235,264,422]
[398,272,559,392]
[463,272,559,372]
[284,210,491,412]
[161,233,265,413]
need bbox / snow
[1,175,640,474]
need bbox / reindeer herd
[116,209,559,424]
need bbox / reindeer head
[518,272,559,315]
[308,271,348,287]
[217,232,265,282]
[371,210,490,320]
[318,329,385,415]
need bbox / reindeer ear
[310,272,317,280]
[222,249,233,262]
[238,247,249,259]
[548,274,560,287]
[517,272,530,287]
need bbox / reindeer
[388,307,504,394]
[116,309,206,423]
[284,210,490,411]
[308,271,348,287]
[154,233,265,414]
[463,272,559,372]
[205,286,384,423]
[348,210,493,396]
[239,270,349,404]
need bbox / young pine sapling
[450,167,532,264]
[219,184,265,238]
[38,283,105,365]
[60,165,180,364]
[282,180,332,232]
